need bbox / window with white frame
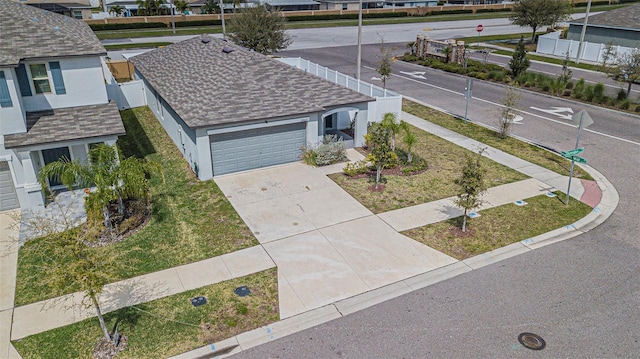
[73,10,83,19]
[29,64,52,94]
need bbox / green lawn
[103,42,172,50]
[15,107,258,306]
[13,269,278,359]
[403,192,592,260]
[402,99,593,180]
[329,123,528,213]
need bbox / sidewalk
[1,112,618,357]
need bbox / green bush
[89,22,167,31]
[565,81,574,89]
[617,88,627,101]
[575,0,608,6]
[434,9,473,15]
[573,78,585,99]
[584,85,595,102]
[635,105,640,112]
[593,83,605,103]
[343,160,370,177]
[474,72,489,80]
[619,100,631,110]
[300,146,317,166]
[563,89,572,96]
[315,136,348,166]
[174,19,222,27]
[475,8,512,13]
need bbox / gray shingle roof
[0,0,106,67]
[4,102,126,149]
[129,36,374,129]
[569,3,640,31]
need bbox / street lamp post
[356,0,363,80]
[575,0,592,64]
[170,0,176,34]
[219,0,227,40]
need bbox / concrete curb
[171,134,619,359]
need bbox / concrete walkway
[0,210,22,359]
[1,112,616,358]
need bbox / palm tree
[380,112,401,151]
[400,121,417,163]
[174,0,190,14]
[38,144,162,235]
[109,4,125,16]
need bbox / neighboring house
[129,35,374,179]
[567,3,640,48]
[0,0,125,212]
[21,0,94,19]
[262,0,320,11]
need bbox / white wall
[21,57,109,112]
[139,76,199,176]
[536,32,637,63]
[0,67,27,135]
[107,80,147,110]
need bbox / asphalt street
[232,43,640,358]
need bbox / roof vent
[222,47,234,54]
[201,35,211,44]
[53,26,60,32]
[31,17,38,23]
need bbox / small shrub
[300,146,317,166]
[617,88,628,101]
[474,72,489,80]
[635,105,640,113]
[584,85,595,102]
[565,81,574,89]
[563,89,572,96]
[343,160,370,177]
[315,135,348,166]
[573,78,585,98]
[593,83,605,103]
[619,100,631,110]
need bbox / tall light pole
[575,0,592,64]
[356,0,363,80]
[170,0,176,34]
[219,0,227,40]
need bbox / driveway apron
[215,163,456,318]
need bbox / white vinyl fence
[278,57,402,122]
[536,32,636,64]
[102,59,146,110]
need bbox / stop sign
[476,24,484,32]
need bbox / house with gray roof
[130,35,375,179]
[0,0,125,212]
[566,3,640,48]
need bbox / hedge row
[475,8,512,13]
[574,1,609,6]
[430,9,473,15]
[89,22,167,31]
[286,11,407,21]
[174,19,222,27]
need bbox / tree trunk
[407,152,413,164]
[90,292,112,343]
[375,165,382,189]
[531,27,537,43]
[627,82,632,99]
[102,206,113,233]
[390,135,396,151]
[117,193,125,216]
[462,209,467,232]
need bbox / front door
[41,147,71,187]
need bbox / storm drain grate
[518,332,546,350]
[234,286,251,297]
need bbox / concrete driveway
[215,162,457,318]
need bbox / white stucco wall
[21,56,108,112]
[139,76,199,176]
[0,67,27,135]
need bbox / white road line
[371,65,640,146]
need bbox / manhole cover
[234,286,251,297]
[190,296,207,307]
[518,332,546,350]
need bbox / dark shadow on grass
[118,110,156,159]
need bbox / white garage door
[0,161,19,211]
[210,122,306,176]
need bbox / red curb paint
[580,179,602,208]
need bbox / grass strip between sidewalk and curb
[403,192,592,260]
[329,123,528,214]
[12,268,279,359]
[402,99,593,181]
[15,106,258,306]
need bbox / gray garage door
[0,161,19,211]
[210,122,306,176]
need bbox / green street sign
[571,155,587,164]
[561,147,584,157]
